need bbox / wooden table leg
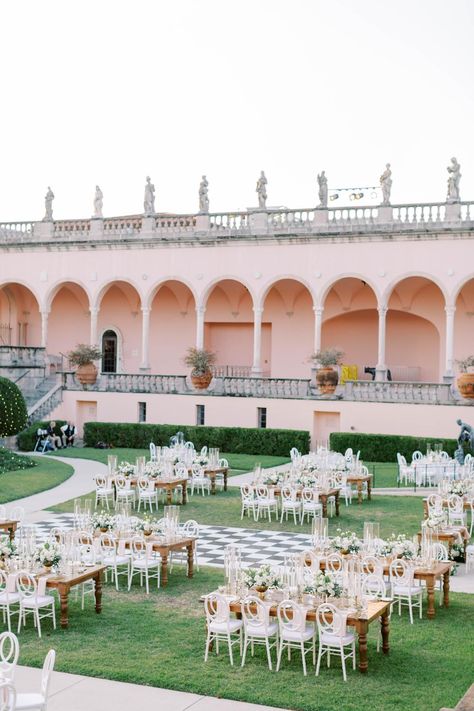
[443,570,450,608]
[211,476,216,496]
[161,553,169,586]
[321,496,328,518]
[426,578,436,619]
[381,609,390,654]
[166,488,172,505]
[224,469,228,492]
[8,526,15,542]
[357,620,369,673]
[94,572,103,615]
[335,492,340,517]
[182,484,187,505]
[59,587,69,629]
[367,479,372,501]
[357,482,363,505]
[187,543,194,578]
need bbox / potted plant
[456,356,474,399]
[312,347,344,395]
[184,347,216,390]
[68,344,102,386]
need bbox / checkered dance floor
[32,514,312,568]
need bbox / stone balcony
[1,200,473,247]
[60,371,459,405]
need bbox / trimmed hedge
[17,420,67,452]
[83,422,310,457]
[0,377,28,437]
[329,431,462,463]
[0,448,37,474]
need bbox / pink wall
[48,286,89,357]
[263,284,313,377]
[149,284,195,374]
[0,284,41,346]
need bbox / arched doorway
[96,280,142,372]
[47,282,90,356]
[0,283,41,346]
[102,330,118,373]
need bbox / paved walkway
[14,665,286,711]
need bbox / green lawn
[48,447,289,475]
[0,457,74,504]
[16,566,474,711]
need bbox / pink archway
[0,283,41,346]
[149,281,196,374]
[48,282,90,357]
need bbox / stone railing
[27,382,63,421]
[344,380,454,404]
[216,376,313,398]
[62,371,188,394]
[0,346,46,367]
[2,199,474,245]
[211,365,253,377]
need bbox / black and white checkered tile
[29,514,312,568]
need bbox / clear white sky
[1,0,473,220]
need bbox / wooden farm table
[112,476,188,505]
[272,486,340,518]
[346,474,372,504]
[0,520,19,542]
[42,564,106,629]
[123,535,196,587]
[422,498,473,518]
[225,597,391,674]
[204,467,228,495]
[417,528,468,560]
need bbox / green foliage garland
[0,376,28,437]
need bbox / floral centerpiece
[193,454,209,467]
[144,461,162,478]
[117,461,135,477]
[376,533,418,559]
[448,481,470,497]
[423,511,448,531]
[297,473,318,488]
[262,471,284,486]
[303,571,342,599]
[91,511,115,532]
[35,541,62,571]
[331,529,362,555]
[243,564,281,595]
[131,516,159,535]
[449,541,465,563]
[0,538,16,566]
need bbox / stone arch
[47,281,91,356]
[94,280,143,373]
[148,280,197,374]
[453,277,474,373]
[0,282,41,346]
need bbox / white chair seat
[133,558,160,569]
[392,584,421,596]
[321,630,355,646]
[209,619,243,634]
[258,498,277,506]
[98,488,114,496]
[303,502,322,511]
[103,554,130,566]
[281,624,314,642]
[14,693,45,709]
[246,621,278,637]
[21,595,55,608]
[0,592,20,604]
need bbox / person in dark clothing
[61,421,77,447]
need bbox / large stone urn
[457,372,474,399]
[316,367,339,395]
[76,362,98,386]
[191,372,213,390]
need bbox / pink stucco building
[1,189,474,446]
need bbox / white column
[313,306,324,353]
[140,307,151,370]
[40,310,49,348]
[444,305,456,382]
[375,305,388,381]
[251,307,263,375]
[89,307,99,346]
[195,306,205,349]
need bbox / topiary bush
[0,448,37,474]
[83,422,310,457]
[329,431,460,463]
[17,420,67,451]
[0,376,28,438]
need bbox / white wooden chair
[300,488,322,525]
[137,477,158,513]
[0,681,15,711]
[241,595,278,670]
[389,559,422,624]
[114,475,136,510]
[17,573,56,639]
[276,600,315,676]
[280,486,302,524]
[14,648,55,711]
[94,475,114,510]
[316,603,356,681]
[0,573,20,634]
[204,593,242,667]
[0,631,19,681]
[255,485,278,523]
[128,537,161,594]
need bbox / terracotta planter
[457,372,474,399]
[191,372,213,390]
[76,362,98,385]
[316,366,339,394]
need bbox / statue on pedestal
[144,176,156,216]
[199,175,209,213]
[43,186,54,221]
[256,171,267,209]
[317,171,328,208]
[380,163,392,205]
[447,157,461,203]
[93,185,103,218]
[455,418,474,463]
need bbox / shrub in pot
[68,344,102,386]
[184,347,216,390]
[312,348,344,395]
[456,356,474,400]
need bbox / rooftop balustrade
[1,200,473,246]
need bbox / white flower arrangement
[331,529,362,554]
[35,541,62,568]
[0,539,16,560]
[297,473,318,488]
[91,511,115,530]
[423,511,447,530]
[263,472,284,486]
[193,455,209,467]
[386,533,418,559]
[144,461,162,478]
[117,461,135,477]
[243,564,281,590]
[131,516,158,533]
[304,571,342,598]
[448,481,469,497]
